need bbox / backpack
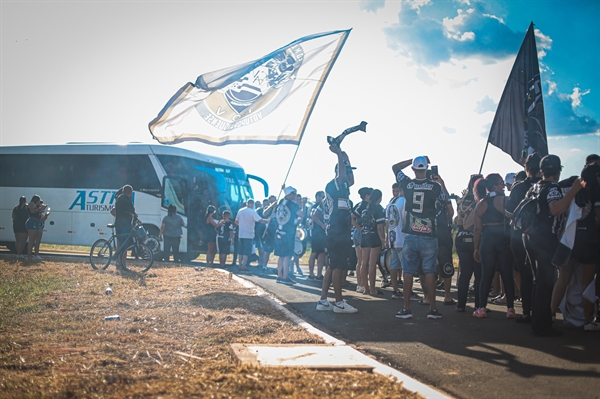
[512,196,539,234]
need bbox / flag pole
[478,140,490,175]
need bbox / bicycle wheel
[121,243,153,273]
[90,239,112,270]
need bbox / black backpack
[513,196,539,234]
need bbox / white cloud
[559,87,591,109]
[408,0,432,10]
[443,126,457,134]
[547,80,557,96]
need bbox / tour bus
[0,143,268,261]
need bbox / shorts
[389,248,403,271]
[239,238,254,256]
[402,234,438,275]
[13,223,27,234]
[571,226,600,264]
[352,228,362,247]
[327,230,355,270]
[360,232,382,249]
[25,218,43,232]
[311,232,326,254]
[217,238,231,255]
[274,232,295,257]
[437,231,454,278]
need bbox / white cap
[505,172,516,185]
[283,186,297,196]
[412,156,428,170]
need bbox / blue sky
[2,0,599,200]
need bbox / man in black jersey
[316,145,358,314]
[392,156,444,320]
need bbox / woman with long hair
[204,205,224,267]
[455,174,483,312]
[25,195,46,260]
[359,189,386,296]
[472,174,515,319]
[351,187,372,293]
[12,196,28,259]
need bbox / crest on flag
[149,30,351,146]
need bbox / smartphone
[431,165,439,177]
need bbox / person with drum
[359,189,386,296]
[274,186,304,285]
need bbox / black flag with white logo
[488,22,548,165]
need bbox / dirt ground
[0,258,421,398]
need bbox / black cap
[540,154,562,175]
[358,187,373,197]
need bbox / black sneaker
[395,308,413,319]
[276,277,283,284]
[427,309,442,319]
[348,271,355,276]
[436,281,445,291]
[409,292,422,301]
[281,277,296,286]
[381,279,391,289]
[307,275,316,280]
[391,291,403,299]
[316,275,324,281]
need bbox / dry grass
[0,258,419,398]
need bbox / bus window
[162,177,186,215]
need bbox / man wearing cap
[316,145,358,313]
[275,186,304,285]
[524,154,583,336]
[235,199,268,272]
[392,156,444,320]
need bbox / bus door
[161,176,189,254]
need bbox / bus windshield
[156,154,251,218]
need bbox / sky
[2,0,599,204]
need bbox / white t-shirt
[235,207,262,239]
[385,196,406,249]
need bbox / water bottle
[104,315,120,321]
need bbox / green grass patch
[0,270,69,325]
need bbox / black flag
[488,22,548,165]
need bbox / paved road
[241,265,600,399]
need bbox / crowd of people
[227,148,600,334]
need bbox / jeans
[478,225,514,309]
[526,233,557,334]
[511,231,533,315]
[457,241,482,309]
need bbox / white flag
[149,30,351,145]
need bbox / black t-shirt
[217,221,234,241]
[310,203,326,237]
[114,194,135,228]
[396,170,443,237]
[506,177,540,214]
[360,204,386,237]
[13,205,28,228]
[527,181,563,236]
[324,177,352,235]
[275,198,300,237]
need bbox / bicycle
[89,218,154,272]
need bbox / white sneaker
[316,301,334,312]
[356,286,365,294]
[333,301,358,314]
[584,321,600,331]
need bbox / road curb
[219,269,453,399]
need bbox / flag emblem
[149,30,350,146]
